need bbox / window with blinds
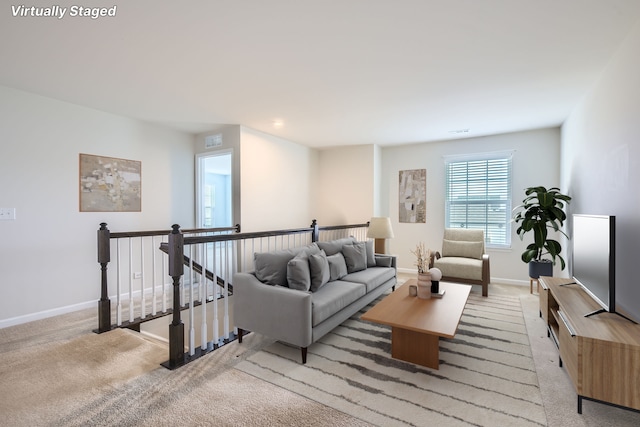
[445,153,512,248]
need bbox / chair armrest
[482,253,490,284]
[233,272,313,347]
[430,251,441,268]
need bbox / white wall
[239,126,317,231]
[315,145,376,225]
[561,19,640,322]
[0,86,195,327]
[381,128,561,283]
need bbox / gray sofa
[234,237,397,363]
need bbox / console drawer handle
[558,310,576,337]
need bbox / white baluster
[189,245,195,356]
[212,240,219,345]
[162,236,168,313]
[200,242,207,351]
[140,236,146,319]
[151,236,157,316]
[128,238,134,322]
[223,241,230,340]
[116,239,122,326]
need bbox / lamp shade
[367,217,394,239]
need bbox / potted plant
[512,186,572,278]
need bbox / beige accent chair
[431,228,490,296]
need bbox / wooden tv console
[539,276,640,414]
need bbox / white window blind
[445,152,512,248]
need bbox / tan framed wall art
[399,169,426,223]
[79,153,141,212]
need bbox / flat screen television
[571,214,616,317]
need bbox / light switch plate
[0,208,16,220]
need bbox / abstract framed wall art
[79,153,141,212]
[399,169,426,223]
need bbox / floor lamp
[367,217,394,254]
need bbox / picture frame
[79,153,141,212]
[399,169,426,223]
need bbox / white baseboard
[494,278,530,287]
[139,330,169,344]
[0,300,95,329]
[396,267,529,287]
[0,281,221,329]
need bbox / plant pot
[417,273,431,299]
[529,260,553,279]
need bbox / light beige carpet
[0,314,371,427]
[4,282,640,426]
[237,292,548,426]
[0,328,166,425]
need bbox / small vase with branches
[411,242,431,274]
[411,243,433,299]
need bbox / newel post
[311,219,319,242]
[97,223,111,333]
[168,224,185,368]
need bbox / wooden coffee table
[361,279,471,369]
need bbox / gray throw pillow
[327,252,348,281]
[342,242,367,273]
[375,255,393,268]
[363,240,376,267]
[317,237,356,256]
[286,254,311,291]
[309,250,331,292]
[254,248,298,286]
[254,243,320,286]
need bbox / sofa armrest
[233,272,313,347]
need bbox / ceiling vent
[449,129,470,135]
[204,134,223,148]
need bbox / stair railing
[96,223,240,333]
[97,220,370,369]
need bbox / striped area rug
[236,291,548,427]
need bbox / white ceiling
[2,1,640,148]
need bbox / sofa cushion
[309,250,331,292]
[434,256,483,281]
[442,239,483,260]
[343,266,396,293]
[254,243,319,286]
[327,252,348,281]
[286,254,311,291]
[311,280,366,326]
[342,242,367,273]
[317,237,356,256]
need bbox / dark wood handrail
[109,225,240,239]
[183,226,314,245]
[318,222,370,231]
[180,220,370,245]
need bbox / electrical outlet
[0,208,16,220]
[133,272,142,279]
